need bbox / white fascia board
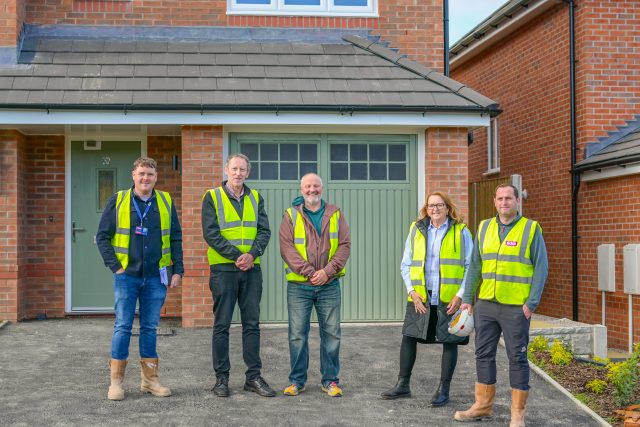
[581,163,640,182]
[450,0,561,71]
[0,110,489,128]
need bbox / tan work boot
[108,359,127,401]
[454,383,496,422]
[509,388,529,427]
[140,358,172,397]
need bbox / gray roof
[575,115,640,171]
[0,30,498,114]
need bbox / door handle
[72,221,86,242]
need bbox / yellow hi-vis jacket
[477,216,540,305]
[284,207,346,283]
[206,187,261,265]
[408,221,467,303]
[111,189,172,270]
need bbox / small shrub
[549,339,572,366]
[607,344,640,406]
[585,379,607,394]
[529,336,549,353]
[575,393,592,406]
[592,356,610,365]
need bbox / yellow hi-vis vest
[477,216,539,305]
[283,207,346,283]
[206,187,261,265]
[408,221,467,303]
[111,189,172,270]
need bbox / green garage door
[231,133,418,322]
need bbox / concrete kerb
[0,320,9,330]
[528,361,613,427]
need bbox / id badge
[159,267,169,286]
[135,226,148,236]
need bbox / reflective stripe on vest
[206,187,261,265]
[111,189,172,270]
[408,221,467,303]
[284,207,346,283]
[477,216,538,305]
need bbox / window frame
[227,0,377,17]
[485,117,500,175]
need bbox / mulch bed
[530,351,640,426]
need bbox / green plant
[592,356,610,365]
[585,379,607,394]
[575,393,592,405]
[529,335,549,353]
[607,342,640,406]
[549,339,572,366]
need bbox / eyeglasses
[427,203,446,210]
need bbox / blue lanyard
[133,196,153,224]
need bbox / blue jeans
[287,281,341,388]
[111,273,167,360]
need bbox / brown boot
[454,383,495,422]
[108,359,127,401]
[509,388,528,427]
[140,358,171,397]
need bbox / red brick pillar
[0,130,25,321]
[180,126,223,327]
[0,0,25,61]
[425,127,469,221]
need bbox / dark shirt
[201,181,271,272]
[96,187,184,277]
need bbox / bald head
[300,173,323,211]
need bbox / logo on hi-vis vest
[505,241,518,247]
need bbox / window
[239,142,318,181]
[227,0,376,16]
[486,117,500,174]
[330,143,407,181]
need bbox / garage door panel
[231,133,417,322]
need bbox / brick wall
[577,176,640,348]
[180,126,222,327]
[148,135,182,318]
[0,0,25,46]
[425,127,469,221]
[451,1,640,349]
[0,131,23,321]
[22,0,444,70]
[23,135,66,319]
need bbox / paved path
[0,319,601,426]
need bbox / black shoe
[212,376,230,397]
[244,376,276,397]
[430,380,450,407]
[380,377,411,400]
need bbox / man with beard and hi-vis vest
[202,153,275,398]
[454,184,548,427]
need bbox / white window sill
[227,10,378,17]
[483,168,500,176]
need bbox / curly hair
[417,191,464,224]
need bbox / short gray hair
[300,173,323,187]
[226,153,251,173]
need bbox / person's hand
[446,296,462,315]
[310,269,329,286]
[409,291,428,314]
[523,304,532,319]
[235,253,255,271]
[460,303,473,314]
[169,274,182,289]
[115,268,125,274]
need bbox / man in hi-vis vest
[202,154,274,398]
[97,156,184,401]
[279,173,351,398]
[454,184,548,427]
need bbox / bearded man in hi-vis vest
[96,156,184,401]
[202,153,275,398]
[279,173,351,398]
[454,184,548,427]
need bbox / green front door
[231,133,418,322]
[70,140,140,311]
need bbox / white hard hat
[448,308,474,337]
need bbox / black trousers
[209,268,263,380]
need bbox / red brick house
[0,1,498,326]
[450,0,639,351]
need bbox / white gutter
[0,110,490,128]
[450,0,562,71]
